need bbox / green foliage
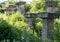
[0,11,43,42]
[24,4,31,13]
[53,19,60,42]
[20,28,42,42]
[0,8,4,13]
[30,0,45,13]
[0,18,17,40]
[0,12,26,41]
[35,18,42,36]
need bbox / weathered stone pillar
[26,18,31,28]
[15,1,26,15]
[19,5,25,14]
[47,19,54,40]
[25,14,36,29]
[42,18,54,42]
[42,19,47,42]
[42,1,58,42]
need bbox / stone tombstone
[15,1,26,15]
[46,1,58,13]
[3,8,11,15]
[24,13,37,29]
[6,4,16,11]
[3,4,16,15]
[41,1,58,42]
[25,13,31,28]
